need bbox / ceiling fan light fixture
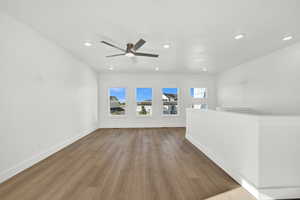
[125,52,135,57]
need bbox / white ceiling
[1,0,300,74]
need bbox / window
[191,88,208,110]
[192,104,208,111]
[162,88,179,115]
[136,88,152,116]
[190,88,207,98]
[109,88,126,115]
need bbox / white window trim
[108,87,128,118]
[161,88,180,117]
[135,87,153,117]
[189,87,209,110]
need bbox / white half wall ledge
[0,124,99,184]
[185,109,300,200]
[186,134,300,200]
[186,134,259,198]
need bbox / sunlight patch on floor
[205,187,256,200]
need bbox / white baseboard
[99,121,186,128]
[259,187,300,200]
[0,125,98,184]
[185,134,300,200]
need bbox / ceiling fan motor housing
[126,43,134,52]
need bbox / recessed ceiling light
[234,34,245,40]
[163,44,170,49]
[282,35,293,41]
[201,67,208,72]
[109,66,114,71]
[84,42,92,47]
[155,67,159,71]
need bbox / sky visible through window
[162,88,178,94]
[136,88,152,102]
[109,88,126,103]
[190,88,195,97]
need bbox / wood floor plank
[0,128,254,200]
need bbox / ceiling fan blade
[101,41,126,52]
[134,52,159,57]
[133,39,146,51]
[106,53,126,58]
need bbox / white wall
[0,12,98,183]
[99,73,216,128]
[217,42,300,115]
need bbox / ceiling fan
[101,39,159,58]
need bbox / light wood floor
[0,128,254,200]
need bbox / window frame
[161,88,180,117]
[135,87,153,117]
[190,87,209,110]
[190,87,208,99]
[108,87,128,117]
